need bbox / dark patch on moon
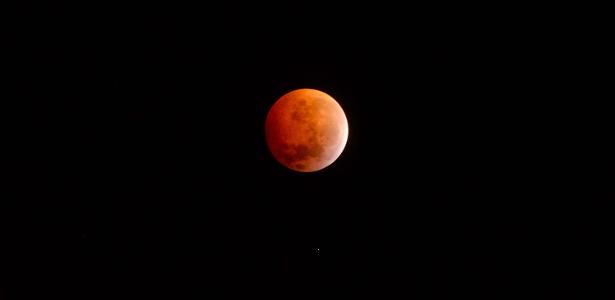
[294,144,310,160]
[291,110,303,122]
[290,99,313,123]
[278,142,325,166]
[278,148,295,165]
[308,143,324,158]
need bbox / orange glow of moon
[265,88,349,172]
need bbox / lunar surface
[265,88,348,172]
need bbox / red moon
[265,88,349,172]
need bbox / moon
[265,88,349,172]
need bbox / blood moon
[265,88,349,172]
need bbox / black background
[6,3,613,299]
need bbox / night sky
[7,4,612,299]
